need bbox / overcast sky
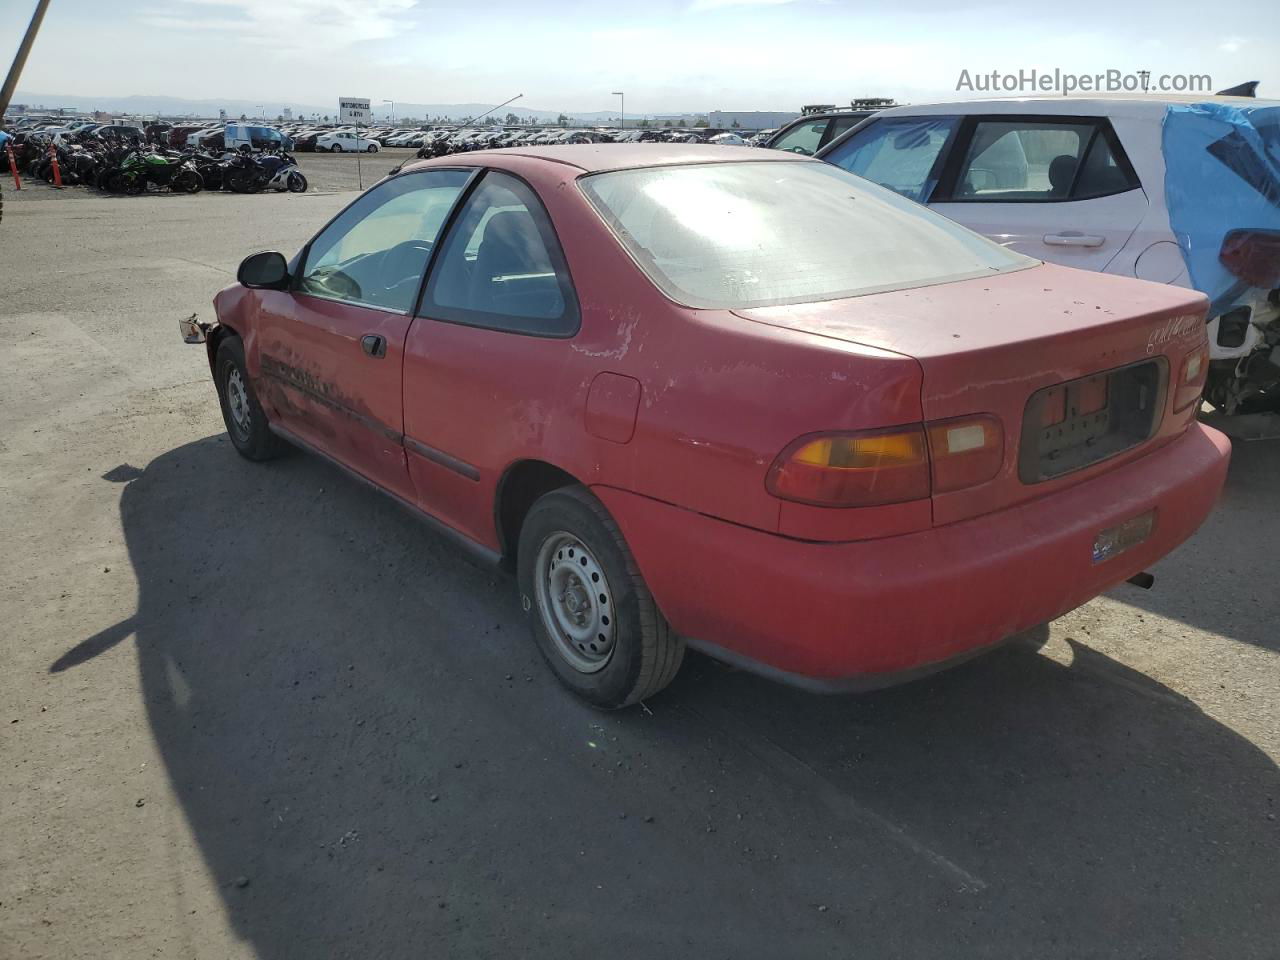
[3,0,1278,112]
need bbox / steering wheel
[307,268,363,301]
[379,239,435,302]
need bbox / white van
[222,123,292,152]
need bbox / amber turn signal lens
[767,426,930,507]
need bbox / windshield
[579,160,1035,310]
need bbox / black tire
[517,486,684,708]
[214,337,289,461]
[172,169,203,193]
[286,171,307,193]
[366,144,377,153]
[226,171,257,194]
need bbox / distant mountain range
[11,91,704,124]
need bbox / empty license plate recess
[1019,359,1166,483]
[1092,510,1156,564]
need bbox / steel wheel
[534,531,616,674]
[214,337,288,462]
[225,366,252,443]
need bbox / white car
[818,95,1280,420]
[315,131,380,153]
[710,132,748,146]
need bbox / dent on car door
[254,168,472,500]
[403,170,581,547]
[927,117,1147,271]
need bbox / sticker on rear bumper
[1092,510,1156,565]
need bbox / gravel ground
[1,183,1278,960]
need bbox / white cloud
[140,0,417,54]
[688,0,800,12]
[1218,36,1246,53]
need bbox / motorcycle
[101,146,203,194]
[188,151,229,191]
[223,147,307,194]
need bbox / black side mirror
[237,251,289,289]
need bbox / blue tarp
[1163,102,1280,314]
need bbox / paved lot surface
[1,183,1278,960]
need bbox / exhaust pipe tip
[1125,572,1155,590]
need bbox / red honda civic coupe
[184,144,1230,708]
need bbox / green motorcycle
[103,149,202,195]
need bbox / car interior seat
[1048,154,1078,197]
[468,209,561,317]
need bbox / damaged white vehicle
[818,94,1280,434]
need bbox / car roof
[408,143,809,174]
[872,95,1279,120]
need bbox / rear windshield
[579,160,1034,309]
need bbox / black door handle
[361,334,387,358]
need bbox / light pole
[612,91,624,130]
[0,0,53,119]
[383,99,394,124]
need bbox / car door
[402,169,580,544]
[927,116,1148,271]
[254,168,473,500]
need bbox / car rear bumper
[593,422,1231,687]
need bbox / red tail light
[768,415,1005,507]
[1220,229,1280,288]
[767,426,930,507]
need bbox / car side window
[298,169,471,313]
[823,115,862,147]
[1072,129,1141,198]
[422,171,579,337]
[946,119,1139,202]
[822,117,959,203]
[770,119,828,156]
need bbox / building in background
[650,113,707,127]
[708,110,801,130]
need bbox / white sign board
[339,97,371,125]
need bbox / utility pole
[1,0,54,118]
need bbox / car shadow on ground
[1111,436,1280,652]
[55,435,1280,958]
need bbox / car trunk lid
[734,263,1209,525]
